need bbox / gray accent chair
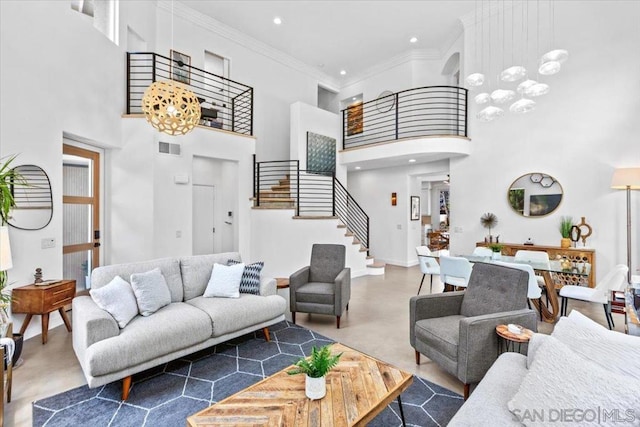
[410,262,537,399]
[290,244,351,328]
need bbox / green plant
[559,216,573,238]
[288,345,342,378]
[487,243,504,253]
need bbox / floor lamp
[611,167,640,284]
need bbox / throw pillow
[130,268,172,316]
[204,262,245,298]
[508,335,640,427]
[90,276,139,328]
[552,311,640,380]
[227,259,264,295]
[526,333,551,369]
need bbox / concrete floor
[4,264,624,426]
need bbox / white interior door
[193,184,216,255]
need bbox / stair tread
[337,224,347,228]
[251,206,296,210]
[253,198,295,202]
[368,262,386,268]
[366,256,375,259]
[344,232,354,237]
[292,215,339,220]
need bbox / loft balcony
[125,52,253,135]
[340,86,471,169]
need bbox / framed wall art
[411,196,420,221]
[171,50,191,84]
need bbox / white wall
[348,160,449,266]
[453,1,640,280]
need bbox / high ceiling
[180,1,476,84]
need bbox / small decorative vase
[491,252,501,260]
[305,375,326,400]
[560,257,572,271]
[560,238,571,248]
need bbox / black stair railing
[253,157,369,254]
[126,52,253,135]
[341,86,468,149]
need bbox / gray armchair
[410,263,537,399]
[290,244,351,328]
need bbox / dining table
[418,252,589,323]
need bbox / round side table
[495,324,533,355]
[275,278,289,289]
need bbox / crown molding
[341,49,441,88]
[158,1,340,91]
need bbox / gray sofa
[72,252,286,399]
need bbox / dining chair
[472,247,493,257]
[514,249,551,304]
[415,246,440,295]
[559,264,628,329]
[439,256,473,290]
[494,261,543,319]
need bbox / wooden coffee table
[187,343,413,426]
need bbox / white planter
[305,375,326,400]
[491,252,502,260]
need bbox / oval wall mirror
[507,172,563,217]
[7,165,53,230]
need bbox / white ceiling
[179,1,476,84]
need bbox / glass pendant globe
[500,66,527,82]
[477,106,504,122]
[538,60,561,75]
[510,98,536,114]
[466,72,485,87]
[525,83,550,97]
[517,79,537,94]
[490,89,516,104]
[542,49,569,63]
[474,92,491,105]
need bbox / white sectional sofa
[72,252,286,399]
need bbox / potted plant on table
[559,216,573,248]
[487,243,504,260]
[288,344,342,400]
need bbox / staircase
[253,158,384,276]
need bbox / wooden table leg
[41,313,50,345]
[59,308,73,332]
[19,314,33,335]
[531,271,560,323]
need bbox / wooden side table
[275,277,289,289]
[496,324,533,355]
[11,280,76,345]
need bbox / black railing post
[126,52,131,114]
[366,216,370,256]
[231,97,236,133]
[342,109,346,149]
[395,92,399,140]
[250,88,254,136]
[252,154,256,199]
[296,161,301,216]
[463,88,468,137]
[151,53,157,83]
[332,174,336,217]
[256,162,260,207]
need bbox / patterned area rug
[33,321,463,426]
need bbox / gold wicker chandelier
[141,80,201,136]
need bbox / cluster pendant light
[466,0,568,122]
[142,1,201,136]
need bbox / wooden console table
[11,280,75,345]
[477,242,596,288]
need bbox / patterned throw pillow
[228,259,264,295]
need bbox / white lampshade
[500,66,527,82]
[517,79,537,94]
[477,106,504,122]
[611,168,640,190]
[538,60,561,76]
[542,49,569,64]
[466,73,485,87]
[510,98,536,114]
[474,92,491,105]
[525,83,550,97]
[0,226,12,272]
[490,89,516,104]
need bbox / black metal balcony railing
[341,86,468,149]
[126,52,253,135]
[253,158,370,253]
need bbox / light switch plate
[41,238,55,249]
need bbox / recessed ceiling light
[355,166,361,170]
[410,37,418,43]
[273,17,282,25]
[340,70,347,75]
[409,159,416,163]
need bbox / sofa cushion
[91,258,184,303]
[228,260,264,295]
[204,263,244,298]
[507,335,640,427]
[89,276,138,328]
[295,282,335,305]
[85,303,212,376]
[186,294,286,337]
[448,352,526,427]
[414,315,464,361]
[130,268,172,316]
[551,311,640,380]
[180,253,241,300]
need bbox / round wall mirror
[6,165,53,230]
[507,172,563,217]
